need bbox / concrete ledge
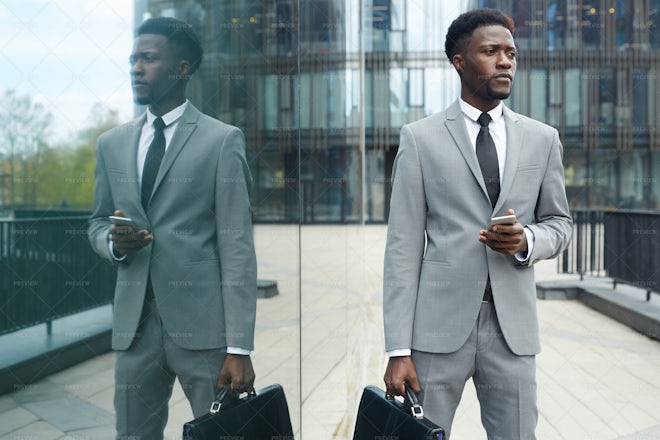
[257,279,279,298]
[0,306,112,395]
[537,278,660,342]
[1,279,280,395]
[577,287,660,342]
[537,280,580,300]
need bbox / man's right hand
[383,355,421,397]
[110,210,153,256]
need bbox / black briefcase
[182,384,294,439]
[353,385,445,440]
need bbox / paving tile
[0,420,63,440]
[0,395,19,414]
[0,406,39,437]
[63,424,116,440]
[22,396,113,432]
[8,381,64,406]
[85,384,114,414]
[618,424,660,440]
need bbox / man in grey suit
[88,17,257,439]
[383,9,572,439]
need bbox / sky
[0,0,135,143]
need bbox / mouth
[132,81,148,89]
[493,73,513,81]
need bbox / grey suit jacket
[383,101,572,356]
[89,103,257,351]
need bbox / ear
[178,60,191,76]
[452,54,464,74]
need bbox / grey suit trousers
[413,303,537,440]
[114,297,226,440]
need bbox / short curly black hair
[137,17,203,74]
[444,9,515,64]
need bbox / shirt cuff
[515,227,535,262]
[108,233,127,262]
[227,347,251,355]
[387,348,411,357]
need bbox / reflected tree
[0,89,52,207]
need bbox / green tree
[0,89,52,207]
[34,103,120,209]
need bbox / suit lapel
[444,100,491,204]
[495,107,523,213]
[150,103,199,201]
[123,115,145,213]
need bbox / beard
[486,86,512,101]
[133,91,152,106]
[134,97,151,105]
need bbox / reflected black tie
[476,112,500,208]
[141,117,166,210]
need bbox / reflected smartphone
[489,214,517,227]
[109,215,136,228]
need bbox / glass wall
[182,0,466,224]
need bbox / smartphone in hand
[489,214,516,228]
[109,215,136,228]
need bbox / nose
[496,51,513,68]
[131,59,142,77]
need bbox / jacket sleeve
[88,135,115,263]
[526,129,573,265]
[383,124,427,352]
[215,127,258,351]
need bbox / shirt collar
[146,100,189,128]
[459,98,504,124]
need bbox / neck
[460,88,501,113]
[149,95,186,117]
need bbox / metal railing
[0,217,115,335]
[603,210,660,299]
[559,208,660,299]
[558,209,606,278]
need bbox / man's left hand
[217,354,256,394]
[478,209,528,256]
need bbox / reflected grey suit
[383,101,571,436]
[89,103,257,436]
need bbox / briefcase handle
[209,384,256,414]
[385,384,425,419]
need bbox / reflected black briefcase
[183,384,294,440]
[353,385,445,440]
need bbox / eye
[129,54,158,65]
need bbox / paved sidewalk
[1,225,660,439]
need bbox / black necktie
[141,117,166,210]
[476,112,500,208]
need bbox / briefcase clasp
[209,384,234,414]
[404,384,425,419]
[209,400,222,414]
[410,402,424,419]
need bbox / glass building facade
[139,0,660,223]
[138,0,470,223]
[481,0,660,210]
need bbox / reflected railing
[0,216,115,335]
